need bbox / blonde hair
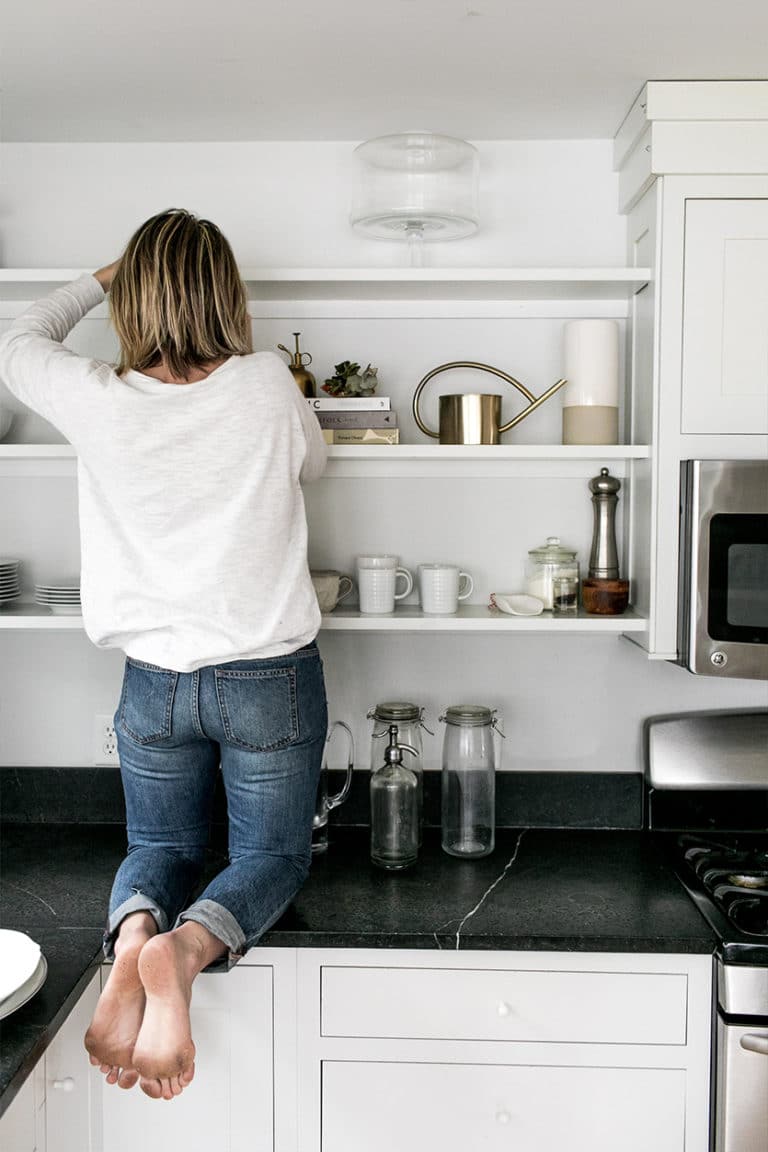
[110,209,252,378]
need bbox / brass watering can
[412,361,567,445]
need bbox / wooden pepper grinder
[582,467,630,614]
[278,332,316,397]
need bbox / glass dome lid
[350,132,479,245]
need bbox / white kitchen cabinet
[45,971,101,1152]
[681,198,768,436]
[322,1061,686,1152]
[3,947,713,1152]
[0,1057,46,1152]
[99,962,274,1152]
[298,949,713,1152]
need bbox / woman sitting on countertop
[0,209,328,1100]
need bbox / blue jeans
[103,642,327,969]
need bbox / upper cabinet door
[682,198,768,435]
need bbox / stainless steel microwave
[678,460,768,680]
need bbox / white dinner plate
[0,929,42,1002]
[0,955,48,1020]
[37,604,82,615]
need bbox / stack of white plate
[0,558,22,606]
[34,580,82,615]
[0,930,47,1019]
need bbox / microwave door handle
[740,1033,768,1056]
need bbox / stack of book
[307,396,399,445]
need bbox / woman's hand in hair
[93,261,121,293]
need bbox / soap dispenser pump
[370,724,419,870]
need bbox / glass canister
[440,705,502,859]
[525,536,579,610]
[370,724,420,870]
[368,702,431,842]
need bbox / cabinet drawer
[321,965,687,1044]
[322,1061,686,1152]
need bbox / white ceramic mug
[418,564,474,614]
[311,570,354,613]
[357,555,413,614]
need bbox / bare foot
[84,912,157,1088]
[131,932,199,1086]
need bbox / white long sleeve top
[0,275,328,672]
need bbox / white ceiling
[3,0,767,142]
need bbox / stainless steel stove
[647,710,768,1152]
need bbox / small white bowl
[490,592,544,616]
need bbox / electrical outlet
[93,715,119,766]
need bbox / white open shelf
[0,601,646,634]
[0,266,652,302]
[0,443,650,481]
[321,605,646,632]
[0,603,85,629]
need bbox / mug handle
[325,720,355,810]
[337,575,354,603]
[394,567,414,600]
[458,572,474,601]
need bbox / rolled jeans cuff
[175,899,247,972]
[102,891,169,960]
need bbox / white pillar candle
[562,320,620,445]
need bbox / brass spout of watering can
[412,361,568,445]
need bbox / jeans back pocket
[118,658,178,745]
[215,667,299,752]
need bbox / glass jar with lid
[525,536,579,610]
[368,702,431,841]
[440,704,502,859]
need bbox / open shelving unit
[0,264,652,637]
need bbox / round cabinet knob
[52,1077,75,1092]
[496,1001,512,1017]
[495,1110,512,1125]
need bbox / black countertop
[0,822,715,1118]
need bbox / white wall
[0,140,624,267]
[0,139,764,773]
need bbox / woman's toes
[180,1061,195,1086]
[106,1066,120,1085]
[160,1078,174,1101]
[118,1068,139,1090]
[169,1075,182,1096]
[99,1062,111,1075]
[139,1077,162,1100]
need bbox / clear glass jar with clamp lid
[440,705,503,859]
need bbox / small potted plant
[323,361,379,396]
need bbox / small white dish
[490,592,545,616]
[0,929,42,1003]
[0,955,48,1020]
